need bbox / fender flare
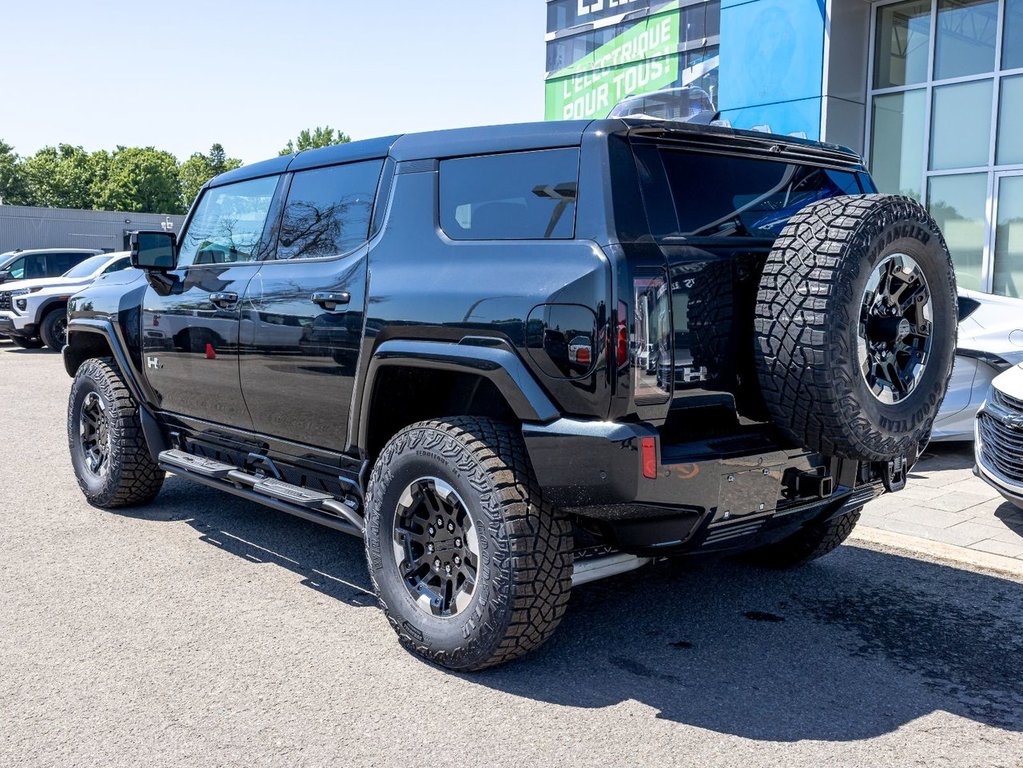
[63,318,167,461]
[353,338,558,453]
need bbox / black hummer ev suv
[63,120,957,671]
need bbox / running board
[572,552,652,586]
[158,449,365,536]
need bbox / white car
[975,363,1023,510]
[931,289,1023,441]
[0,252,132,350]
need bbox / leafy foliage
[279,126,351,156]
[0,128,348,213]
[179,143,242,211]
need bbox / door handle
[311,291,351,311]
[209,291,239,309]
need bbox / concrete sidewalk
[859,442,1023,565]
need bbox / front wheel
[68,358,165,508]
[40,307,69,351]
[364,417,572,671]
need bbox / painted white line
[849,526,1023,582]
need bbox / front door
[142,174,282,429]
[239,159,383,451]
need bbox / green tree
[94,146,184,214]
[179,142,242,210]
[21,144,100,209]
[0,140,29,205]
[279,126,351,156]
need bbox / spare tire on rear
[754,194,957,462]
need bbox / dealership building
[545,0,1023,298]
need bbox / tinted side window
[20,254,47,279]
[440,149,579,241]
[178,175,280,267]
[103,258,131,274]
[275,160,383,260]
[49,253,87,274]
[7,258,26,280]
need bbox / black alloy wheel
[858,253,934,405]
[79,391,111,476]
[392,477,480,617]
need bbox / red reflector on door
[641,437,657,479]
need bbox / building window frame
[866,0,1023,294]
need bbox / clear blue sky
[2,1,547,164]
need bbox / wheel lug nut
[445,564,452,575]
[427,543,434,553]
[454,538,462,547]
[454,555,461,566]
[447,521,455,532]
[434,558,441,569]
[428,526,435,536]
[437,516,444,527]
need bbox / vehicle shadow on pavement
[115,476,376,609]
[475,548,1023,742]
[108,477,1023,743]
[910,441,975,475]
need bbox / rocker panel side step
[157,449,365,537]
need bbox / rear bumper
[523,418,882,554]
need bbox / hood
[992,363,1023,399]
[0,275,94,294]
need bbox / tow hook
[882,456,909,492]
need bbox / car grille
[993,387,1023,413]
[0,292,11,312]
[979,408,1023,484]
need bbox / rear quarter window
[440,148,579,240]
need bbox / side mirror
[0,270,10,282]
[131,231,178,271]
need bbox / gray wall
[822,0,873,156]
[0,205,186,254]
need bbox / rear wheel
[40,307,68,351]
[68,358,165,508]
[747,506,863,569]
[365,417,572,671]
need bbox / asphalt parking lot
[2,340,1022,767]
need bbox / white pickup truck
[0,252,131,350]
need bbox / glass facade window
[869,0,1022,296]
[994,176,1023,297]
[928,174,989,291]
[874,0,932,88]
[929,79,993,170]
[935,0,999,79]
[1005,0,1023,68]
[545,0,720,121]
[871,90,927,199]
[997,75,1023,165]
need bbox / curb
[849,526,1023,581]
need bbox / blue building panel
[718,0,826,138]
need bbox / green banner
[545,3,680,121]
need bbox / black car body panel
[65,119,889,555]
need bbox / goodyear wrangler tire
[755,195,957,462]
[364,417,572,671]
[68,358,165,508]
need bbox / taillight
[641,436,657,479]
[576,347,591,366]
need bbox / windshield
[634,144,865,239]
[63,254,112,278]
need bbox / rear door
[239,159,383,451]
[142,174,282,429]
